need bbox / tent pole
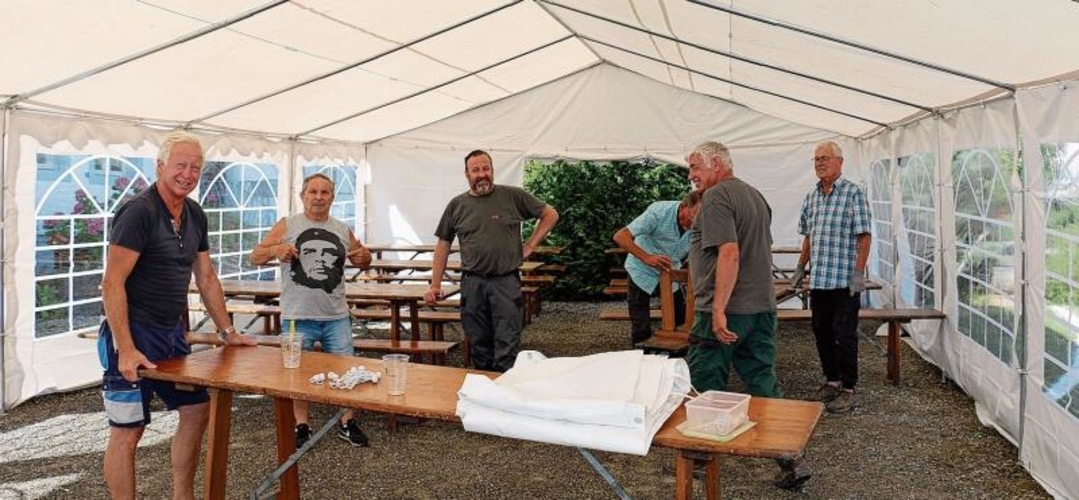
[1013,101,1029,457]
[582,36,887,128]
[541,0,935,114]
[0,105,9,414]
[297,35,574,137]
[3,0,289,108]
[686,0,1014,92]
[186,0,524,126]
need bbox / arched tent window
[199,161,279,281]
[868,159,895,288]
[34,154,153,338]
[898,153,937,309]
[953,148,1018,364]
[1042,142,1079,418]
[301,163,361,237]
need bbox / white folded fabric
[456,350,690,455]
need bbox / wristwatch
[221,325,237,340]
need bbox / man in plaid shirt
[793,140,872,414]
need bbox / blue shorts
[98,321,209,428]
[286,317,353,356]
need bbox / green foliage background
[524,159,691,300]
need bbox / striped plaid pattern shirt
[798,177,871,290]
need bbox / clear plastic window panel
[34,154,155,338]
[952,148,1018,364]
[869,159,895,286]
[899,153,937,309]
[200,162,279,282]
[1041,142,1079,419]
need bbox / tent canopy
[4,0,1079,141]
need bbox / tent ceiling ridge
[185,0,524,127]
[294,34,575,138]
[582,36,888,128]
[3,0,290,108]
[541,0,933,113]
[531,0,604,63]
[686,0,1015,93]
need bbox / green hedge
[524,159,690,300]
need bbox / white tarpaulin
[456,350,690,455]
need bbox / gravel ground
[0,301,1050,499]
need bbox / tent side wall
[0,110,367,409]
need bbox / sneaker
[295,423,312,449]
[813,382,842,403]
[826,389,857,414]
[774,459,812,491]
[338,418,370,447]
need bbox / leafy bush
[524,159,690,300]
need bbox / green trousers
[687,311,782,398]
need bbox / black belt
[462,270,519,279]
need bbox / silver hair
[816,140,844,159]
[302,172,336,192]
[687,141,733,171]
[157,130,203,164]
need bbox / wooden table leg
[389,304,401,345]
[203,389,233,500]
[273,397,300,499]
[886,321,902,386]
[674,450,721,500]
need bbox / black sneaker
[295,423,312,449]
[338,418,370,447]
[774,458,812,491]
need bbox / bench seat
[598,309,662,321]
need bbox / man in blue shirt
[793,141,873,414]
[612,191,701,346]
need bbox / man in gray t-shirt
[686,141,811,491]
[425,150,558,372]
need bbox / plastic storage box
[684,391,751,436]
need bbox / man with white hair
[685,140,811,491]
[792,140,872,414]
[99,131,257,499]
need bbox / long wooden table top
[367,244,562,256]
[606,246,801,255]
[367,259,543,274]
[199,279,458,302]
[143,346,821,459]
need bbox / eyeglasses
[813,156,840,163]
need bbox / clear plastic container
[684,391,751,436]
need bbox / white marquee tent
[3,1,1079,497]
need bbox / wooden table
[367,244,562,259]
[201,280,458,344]
[143,346,822,500]
[365,259,543,276]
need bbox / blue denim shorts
[97,321,209,428]
[287,317,354,356]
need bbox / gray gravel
[0,301,1050,499]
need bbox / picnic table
[359,259,544,283]
[141,346,822,500]
[197,280,458,344]
[366,243,562,260]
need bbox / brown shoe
[813,383,842,403]
[826,389,857,413]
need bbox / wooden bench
[536,263,566,274]
[350,308,465,365]
[776,308,945,386]
[187,302,282,334]
[603,277,629,296]
[598,309,662,321]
